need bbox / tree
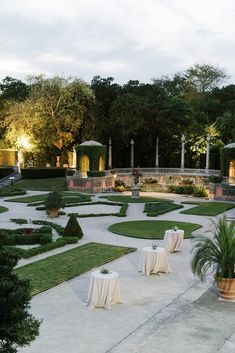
[0,76,29,102]
[2,76,95,156]
[64,214,84,238]
[0,247,40,353]
[216,111,235,144]
[183,64,227,93]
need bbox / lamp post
[130,139,134,168]
[205,134,211,171]
[181,134,186,170]
[155,137,159,168]
[108,137,112,169]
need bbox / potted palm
[45,191,64,217]
[192,216,235,300]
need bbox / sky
[0,0,235,84]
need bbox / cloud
[0,0,234,83]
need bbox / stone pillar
[181,134,185,170]
[205,134,211,171]
[108,137,112,169]
[155,137,159,168]
[130,139,134,168]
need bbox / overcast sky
[0,0,235,84]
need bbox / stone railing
[108,168,221,177]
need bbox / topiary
[63,214,84,239]
[45,191,64,211]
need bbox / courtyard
[1,190,235,353]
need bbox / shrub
[21,167,66,179]
[112,185,125,192]
[10,218,28,225]
[62,236,78,244]
[208,176,223,184]
[64,214,84,238]
[115,179,125,187]
[32,220,64,236]
[144,178,158,184]
[87,170,105,177]
[39,226,52,234]
[192,186,209,197]
[40,234,52,245]
[181,178,194,185]
[45,191,64,211]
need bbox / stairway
[0,172,22,188]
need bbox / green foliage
[0,247,40,353]
[100,195,171,203]
[0,186,26,197]
[39,234,53,245]
[21,168,66,179]
[168,185,195,195]
[112,185,125,192]
[32,220,64,236]
[208,175,223,183]
[192,186,208,197]
[192,216,235,280]
[64,214,84,238]
[45,191,64,211]
[0,206,8,213]
[15,243,136,295]
[76,145,106,171]
[10,218,28,225]
[220,146,235,176]
[144,202,183,216]
[87,170,105,177]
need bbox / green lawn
[100,195,172,203]
[5,192,91,203]
[180,201,235,216]
[108,220,201,239]
[16,177,67,191]
[144,202,183,216]
[15,242,136,295]
[0,206,8,213]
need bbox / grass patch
[108,220,201,239]
[0,186,26,197]
[16,177,67,191]
[0,206,8,213]
[144,202,183,216]
[15,242,136,295]
[180,201,235,216]
[5,193,91,204]
[100,195,171,203]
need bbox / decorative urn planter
[48,208,59,218]
[216,277,235,301]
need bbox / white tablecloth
[164,229,184,252]
[87,270,122,309]
[138,247,171,276]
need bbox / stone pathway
[0,191,234,353]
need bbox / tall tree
[2,76,95,154]
[0,76,29,102]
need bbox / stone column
[108,137,112,169]
[130,139,134,168]
[181,134,185,170]
[205,134,211,171]
[155,137,159,168]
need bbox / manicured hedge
[87,171,105,177]
[21,168,67,179]
[0,167,14,178]
[32,220,64,236]
[0,186,26,197]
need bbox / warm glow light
[18,135,31,149]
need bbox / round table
[138,246,171,276]
[164,229,184,252]
[87,270,122,309]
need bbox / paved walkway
[0,191,234,353]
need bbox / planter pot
[48,208,59,218]
[216,277,235,300]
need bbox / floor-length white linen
[164,229,184,252]
[87,270,122,309]
[138,247,171,276]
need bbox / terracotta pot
[216,277,235,300]
[48,208,59,218]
